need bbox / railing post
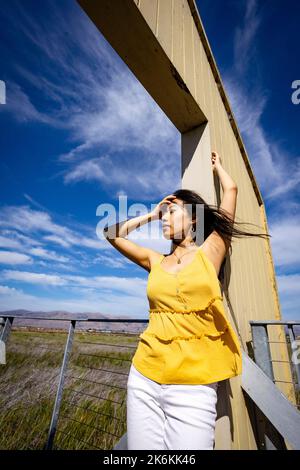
[0,317,14,365]
[45,320,76,450]
[287,324,300,391]
[251,323,288,450]
[251,324,274,380]
[0,316,14,343]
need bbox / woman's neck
[172,240,197,251]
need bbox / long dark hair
[170,188,271,249]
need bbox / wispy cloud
[233,0,262,75]
[0,202,167,270]
[221,0,300,320]
[276,274,300,319]
[269,215,300,268]
[0,204,104,251]
[0,251,33,265]
[28,247,70,263]
[1,270,67,286]
[223,0,300,203]
[0,269,147,293]
[0,283,148,317]
[0,0,180,199]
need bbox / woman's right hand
[150,194,177,221]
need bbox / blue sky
[0,0,299,320]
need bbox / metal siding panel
[172,0,185,79]
[193,22,207,114]
[183,0,195,97]
[157,0,173,59]
[195,31,207,114]
[216,91,227,165]
[139,0,158,33]
[206,71,216,147]
[212,82,223,156]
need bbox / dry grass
[0,328,139,450]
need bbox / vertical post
[288,325,300,392]
[251,324,274,380]
[251,323,287,450]
[0,317,14,365]
[0,317,14,343]
[45,320,76,450]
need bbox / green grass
[0,328,139,450]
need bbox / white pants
[126,363,219,450]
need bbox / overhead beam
[77,0,207,133]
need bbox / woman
[103,151,270,450]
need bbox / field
[1,327,299,450]
[0,328,139,450]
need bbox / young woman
[103,151,270,450]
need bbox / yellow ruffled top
[132,247,243,384]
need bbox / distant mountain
[0,309,148,333]
[1,309,298,337]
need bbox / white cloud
[0,283,148,317]
[0,205,105,252]
[276,274,300,321]
[0,285,18,295]
[269,216,300,267]
[0,230,43,248]
[220,0,300,323]
[28,247,69,263]
[277,274,300,294]
[1,270,66,286]
[42,235,72,248]
[64,156,108,184]
[2,81,60,126]
[233,0,262,75]
[0,268,146,296]
[0,0,180,199]
[0,236,22,250]
[0,251,32,265]
[222,0,300,202]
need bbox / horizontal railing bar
[267,341,294,344]
[3,314,148,323]
[73,340,138,348]
[55,427,104,450]
[73,365,128,376]
[65,374,127,390]
[272,379,298,384]
[270,360,291,363]
[250,320,300,325]
[59,413,122,438]
[63,398,124,422]
[68,388,123,405]
[77,352,131,362]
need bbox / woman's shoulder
[149,252,165,268]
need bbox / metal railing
[250,321,300,404]
[243,320,300,450]
[0,314,147,450]
[1,315,300,450]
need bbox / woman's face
[161,198,193,241]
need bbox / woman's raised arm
[102,194,176,272]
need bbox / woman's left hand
[211,151,222,172]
